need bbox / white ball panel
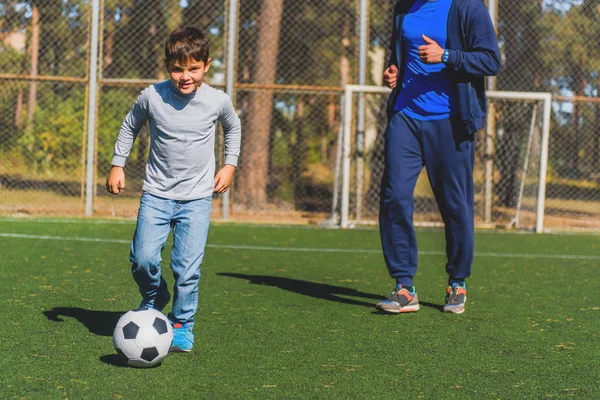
[155,330,174,355]
[113,327,125,349]
[120,338,144,359]
[115,310,136,328]
[136,326,160,348]
[133,308,164,326]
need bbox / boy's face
[165,58,211,95]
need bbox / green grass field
[1,219,599,399]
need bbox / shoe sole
[170,346,192,353]
[443,305,465,314]
[376,304,420,313]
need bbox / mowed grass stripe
[1,231,599,261]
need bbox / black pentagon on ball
[122,321,140,339]
[153,317,169,334]
[115,348,129,362]
[141,347,159,362]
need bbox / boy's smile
[166,58,211,95]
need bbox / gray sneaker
[376,285,420,313]
[444,284,467,314]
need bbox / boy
[106,26,241,352]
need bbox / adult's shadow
[218,272,381,308]
[43,307,125,336]
[218,273,444,311]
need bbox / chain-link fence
[0,0,599,231]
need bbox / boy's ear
[204,58,212,72]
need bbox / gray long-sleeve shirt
[111,81,241,200]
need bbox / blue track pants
[379,111,475,287]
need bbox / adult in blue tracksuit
[375,0,500,314]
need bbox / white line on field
[1,232,599,261]
[3,217,600,235]
[0,232,131,244]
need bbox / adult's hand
[418,35,444,64]
[383,65,398,89]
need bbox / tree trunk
[594,104,600,173]
[15,89,24,129]
[330,2,352,172]
[238,0,284,209]
[365,97,388,213]
[569,60,586,174]
[292,97,306,204]
[103,7,115,77]
[365,1,395,214]
[166,0,182,33]
[324,94,337,164]
[26,3,40,132]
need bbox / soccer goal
[330,85,551,233]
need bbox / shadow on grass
[218,273,379,307]
[217,272,442,311]
[99,354,164,368]
[99,354,130,367]
[43,308,168,368]
[43,307,125,336]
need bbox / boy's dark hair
[164,27,210,65]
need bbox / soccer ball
[113,307,173,368]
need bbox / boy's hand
[106,166,125,195]
[214,165,236,194]
[383,65,398,89]
[418,35,444,64]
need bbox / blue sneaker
[170,323,194,352]
[139,290,171,312]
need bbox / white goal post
[335,85,552,233]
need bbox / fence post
[483,0,498,225]
[85,0,100,217]
[340,86,354,228]
[223,0,239,221]
[536,94,551,233]
[355,0,369,224]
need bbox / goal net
[329,85,551,233]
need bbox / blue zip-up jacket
[387,0,500,134]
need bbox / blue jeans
[130,192,212,331]
[380,111,474,288]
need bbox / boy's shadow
[43,307,125,337]
[217,273,442,311]
[44,307,138,367]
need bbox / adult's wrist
[442,49,450,64]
